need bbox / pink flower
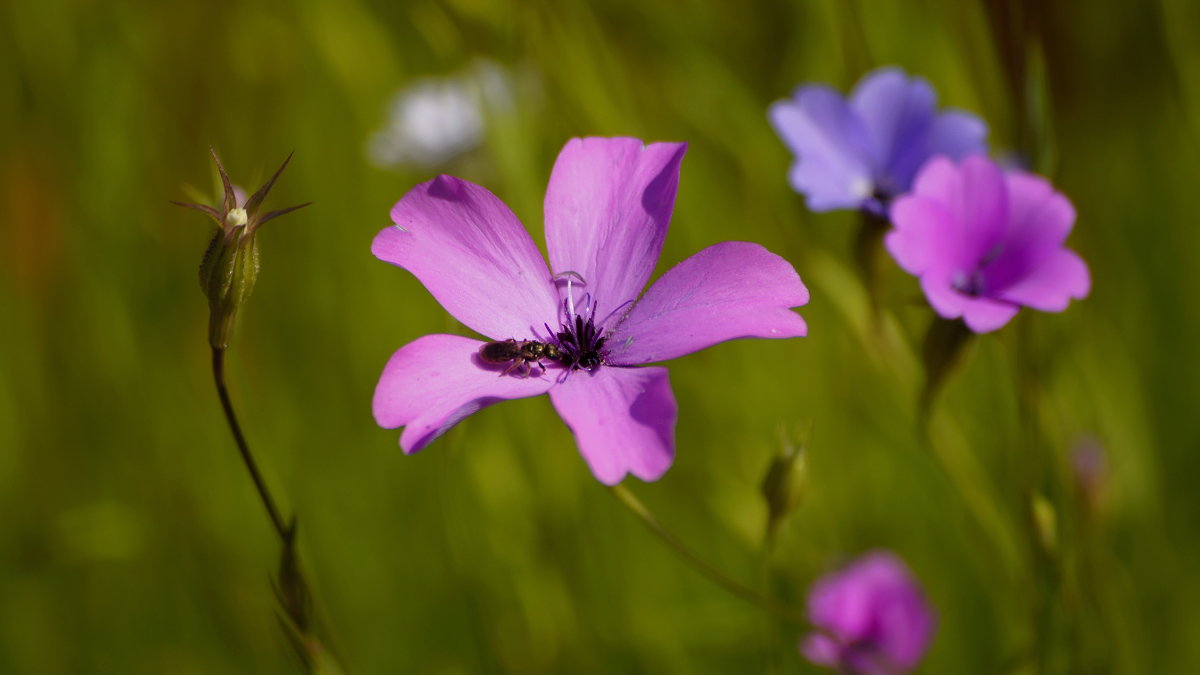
[801,551,936,675]
[372,137,809,484]
[885,155,1090,332]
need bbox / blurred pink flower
[886,155,1090,332]
[801,551,936,675]
[371,137,809,484]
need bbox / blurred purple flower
[886,155,1090,332]
[801,551,936,675]
[371,137,809,484]
[1072,436,1108,515]
[769,67,988,214]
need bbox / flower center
[951,269,987,297]
[225,207,248,229]
[951,244,1005,297]
[551,312,607,371]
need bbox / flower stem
[211,345,348,673]
[212,346,288,539]
[854,208,891,323]
[608,484,806,624]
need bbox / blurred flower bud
[761,434,808,544]
[1071,436,1108,518]
[1031,493,1058,555]
[173,148,310,350]
[800,551,936,675]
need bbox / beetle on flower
[372,137,809,484]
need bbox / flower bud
[200,225,260,350]
[1031,492,1058,555]
[172,148,310,350]
[761,434,808,543]
[1071,436,1108,519]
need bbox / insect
[477,339,564,377]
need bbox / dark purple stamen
[551,311,607,371]
[951,269,987,297]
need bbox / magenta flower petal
[548,366,676,485]
[799,634,843,670]
[373,175,559,340]
[544,138,687,313]
[885,192,959,275]
[769,86,874,211]
[911,155,1009,268]
[888,156,1089,333]
[373,334,554,453]
[980,172,1076,291]
[996,249,1090,312]
[958,295,1021,333]
[801,551,936,675]
[606,242,809,365]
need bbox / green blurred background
[2,0,1198,672]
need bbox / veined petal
[373,175,559,341]
[373,334,554,453]
[544,137,687,314]
[769,87,874,211]
[850,67,937,192]
[606,242,808,365]
[548,366,676,485]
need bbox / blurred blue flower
[769,67,988,215]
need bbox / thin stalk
[609,484,807,625]
[212,346,287,540]
[212,346,347,673]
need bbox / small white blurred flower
[367,60,515,169]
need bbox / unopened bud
[200,226,260,350]
[761,438,808,543]
[1071,436,1108,518]
[1031,493,1057,555]
[172,148,310,351]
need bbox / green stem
[212,346,288,539]
[212,346,348,673]
[854,208,891,323]
[1011,325,1060,674]
[608,484,807,624]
